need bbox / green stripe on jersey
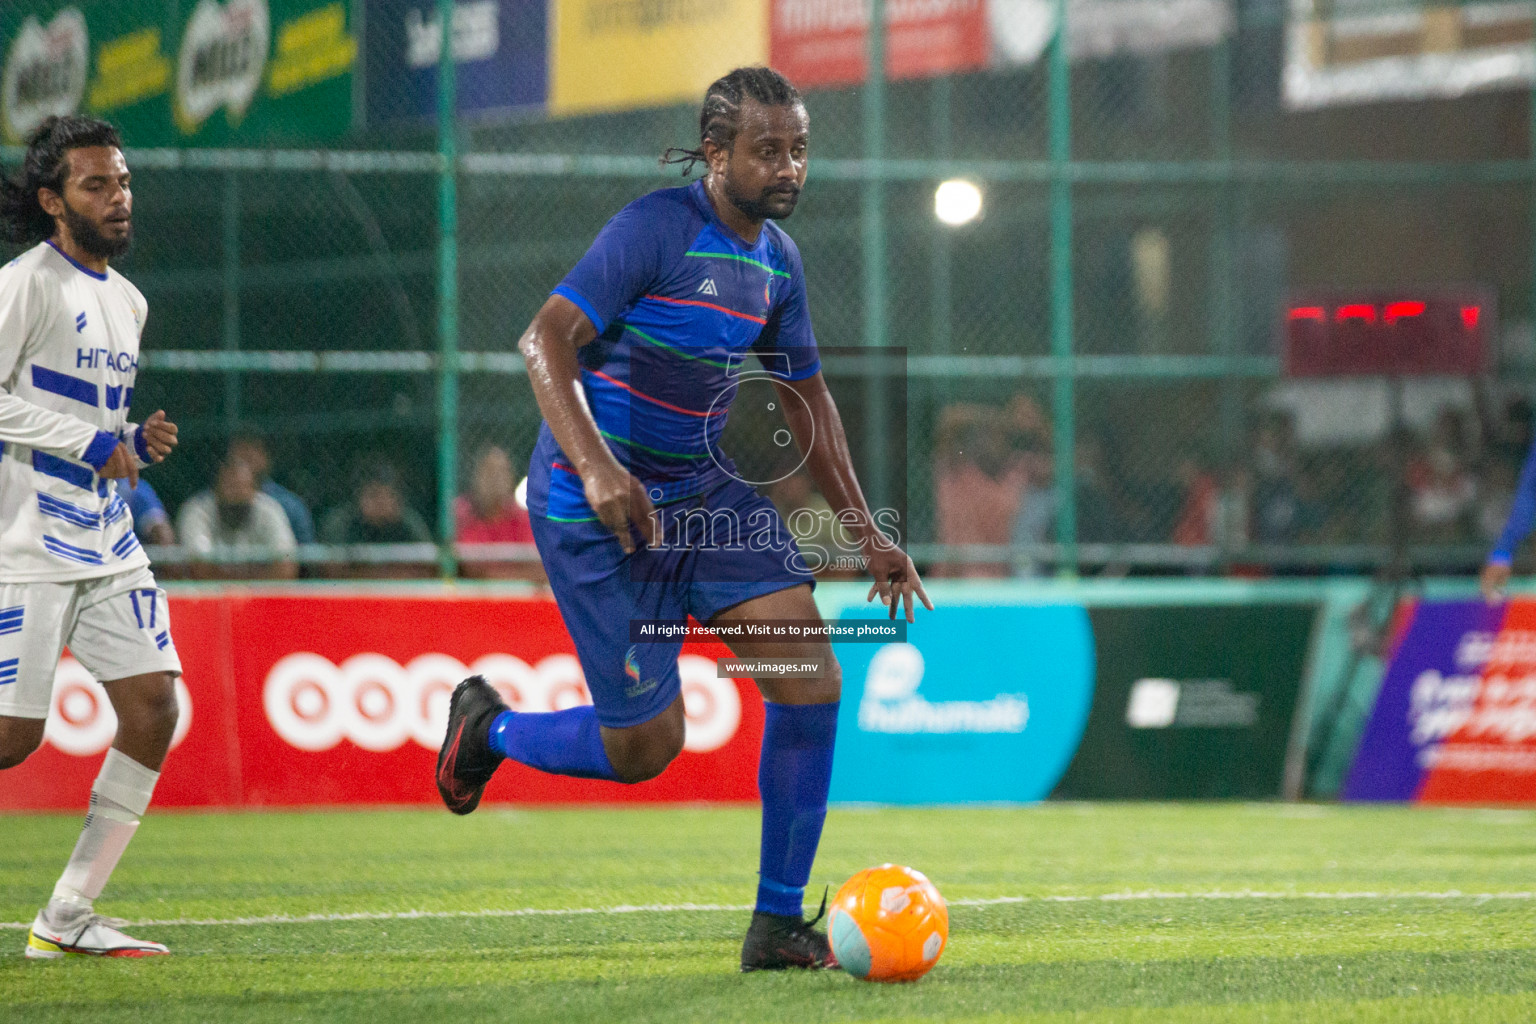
[598,429,710,461]
[622,324,736,370]
[684,251,791,277]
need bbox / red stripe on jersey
[585,369,725,418]
[642,293,768,325]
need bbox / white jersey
[0,241,152,583]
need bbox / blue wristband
[81,430,118,471]
[132,424,151,464]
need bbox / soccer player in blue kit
[436,66,931,971]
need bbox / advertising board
[1345,598,1536,803]
[828,604,1095,804]
[549,0,766,116]
[363,0,547,123]
[1284,0,1536,109]
[0,592,762,810]
[2,0,357,146]
[1051,604,1318,799]
[769,0,988,89]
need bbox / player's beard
[725,176,801,222]
[60,198,132,260]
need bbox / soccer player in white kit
[0,116,182,958]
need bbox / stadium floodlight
[934,179,982,226]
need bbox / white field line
[3,890,1533,931]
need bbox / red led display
[1283,289,1493,377]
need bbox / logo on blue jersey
[623,645,659,699]
[75,312,87,333]
[697,277,718,296]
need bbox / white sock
[49,749,159,920]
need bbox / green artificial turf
[2,803,1535,1022]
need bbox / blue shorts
[530,476,815,728]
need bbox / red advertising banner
[1419,599,1536,803]
[770,0,989,89]
[0,592,762,810]
[1346,597,1536,804]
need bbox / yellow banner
[551,0,767,116]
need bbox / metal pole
[1211,24,1238,571]
[1048,0,1077,575]
[863,0,890,523]
[1530,28,1536,386]
[930,77,953,365]
[436,0,459,578]
[222,171,240,432]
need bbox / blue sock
[488,707,619,781]
[755,701,838,917]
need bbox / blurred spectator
[934,404,1027,578]
[1218,464,1253,550]
[228,434,316,544]
[1005,397,1055,577]
[1474,389,1531,474]
[1251,416,1302,545]
[1171,457,1220,547]
[1003,393,1051,456]
[1406,407,1476,543]
[321,458,434,577]
[177,458,298,580]
[1074,433,1136,545]
[1478,459,1518,548]
[455,445,540,581]
[122,479,174,547]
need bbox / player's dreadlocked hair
[0,115,121,244]
[661,67,802,176]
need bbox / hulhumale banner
[1345,599,1536,803]
[363,0,548,124]
[2,0,356,146]
[828,605,1096,804]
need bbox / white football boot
[25,908,168,959]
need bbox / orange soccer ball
[828,864,949,982]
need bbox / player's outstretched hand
[583,464,661,555]
[140,410,178,462]
[98,443,139,489]
[864,538,933,623]
[1481,561,1512,605]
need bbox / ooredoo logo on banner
[224,593,761,806]
[0,592,763,810]
[45,656,193,757]
[262,651,740,754]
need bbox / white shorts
[0,566,182,720]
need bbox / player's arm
[1482,438,1536,601]
[772,371,932,622]
[0,267,140,483]
[119,410,178,468]
[517,295,657,552]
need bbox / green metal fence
[8,0,1536,578]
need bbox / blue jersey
[1492,438,1536,564]
[527,180,821,522]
